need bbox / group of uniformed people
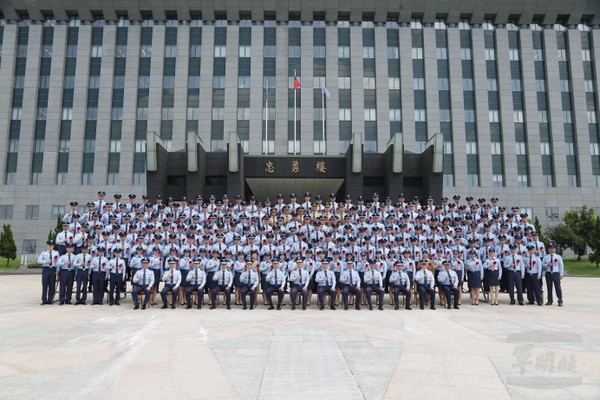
[38,191,565,310]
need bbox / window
[533,49,543,61]
[468,174,479,187]
[135,140,146,152]
[237,108,250,120]
[264,46,276,57]
[466,142,477,154]
[558,49,567,61]
[115,45,127,57]
[464,110,475,122]
[443,142,453,154]
[91,46,102,57]
[512,80,522,91]
[22,240,36,254]
[213,76,225,88]
[363,77,375,89]
[136,108,148,120]
[414,109,426,122]
[212,108,225,120]
[560,80,570,92]
[188,76,200,89]
[568,175,577,187]
[516,142,527,155]
[540,142,551,155]
[110,140,121,152]
[108,172,119,185]
[338,46,350,58]
[387,47,399,59]
[491,142,502,155]
[288,46,300,58]
[563,111,572,123]
[63,76,74,89]
[460,48,471,60]
[585,80,594,92]
[513,111,524,123]
[190,45,202,57]
[51,205,64,219]
[536,80,546,92]
[214,46,227,57]
[436,48,448,60]
[492,174,503,187]
[388,78,400,89]
[509,49,519,61]
[389,109,401,121]
[545,207,559,221]
[363,47,375,58]
[161,108,174,120]
[0,205,13,219]
[538,111,548,123]
[84,139,95,153]
[138,76,150,89]
[487,79,497,91]
[587,111,597,124]
[518,175,529,187]
[339,109,351,121]
[544,175,554,187]
[459,20,471,30]
[338,77,351,89]
[239,46,251,57]
[443,174,454,186]
[186,107,199,120]
[565,143,575,156]
[8,139,19,153]
[410,20,422,29]
[485,49,495,60]
[434,20,446,30]
[413,78,425,90]
[438,78,449,91]
[25,205,39,220]
[439,109,451,122]
[133,172,145,185]
[489,110,499,123]
[62,108,73,120]
[12,108,22,120]
[140,45,152,57]
[313,46,325,58]
[34,139,44,152]
[15,76,25,89]
[67,45,77,57]
[82,172,93,185]
[111,108,123,120]
[364,109,376,121]
[590,143,599,156]
[411,48,423,59]
[165,45,176,57]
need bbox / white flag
[322,85,331,98]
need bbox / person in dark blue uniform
[38,241,60,305]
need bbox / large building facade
[0,0,600,254]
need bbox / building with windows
[0,0,599,254]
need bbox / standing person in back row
[542,243,564,306]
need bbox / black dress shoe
[518,302,524,306]
[210,305,217,309]
[161,304,168,309]
[40,302,46,306]
[405,306,412,310]
[250,305,254,310]
[395,305,400,310]
[378,306,383,311]
[141,305,146,310]
[330,305,336,310]
[243,305,247,310]
[186,305,192,309]
[319,306,324,310]
[59,301,64,305]
[276,305,281,310]
[510,301,515,305]
[369,305,373,310]
[291,306,296,310]
[109,301,114,306]
[420,305,425,310]
[65,301,72,305]
[268,305,274,310]
[558,301,563,307]
[344,306,349,310]
[430,306,436,310]
[134,304,139,310]
[302,306,306,310]
[115,301,120,305]
[226,305,231,310]
[545,302,552,306]
[355,306,361,311]
[447,305,451,309]
[171,305,176,309]
[527,302,534,305]
[453,305,460,310]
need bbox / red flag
[294,78,301,89]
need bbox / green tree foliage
[545,206,599,261]
[532,216,549,247]
[0,224,17,267]
[48,215,63,242]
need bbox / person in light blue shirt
[185,259,206,309]
[265,260,286,309]
[504,244,525,305]
[240,261,259,310]
[363,262,384,311]
[160,259,182,309]
[57,243,76,305]
[315,259,336,310]
[541,242,564,306]
[210,259,233,309]
[107,248,126,306]
[339,259,361,311]
[524,245,543,306]
[389,261,412,310]
[437,260,460,309]
[415,260,436,310]
[132,258,154,309]
[289,259,309,310]
[73,245,92,305]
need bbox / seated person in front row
[289,259,309,310]
[339,259,362,311]
[316,260,336,310]
[389,261,412,310]
[132,258,154,310]
[240,261,259,310]
[437,260,460,310]
[363,261,385,311]
[185,259,206,309]
[160,258,182,309]
[211,259,233,309]
[415,260,436,310]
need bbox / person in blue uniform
[185,259,207,309]
[264,260,286,310]
[240,261,259,310]
[57,243,76,305]
[524,245,543,306]
[339,259,362,311]
[437,260,460,309]
[289,259,309,310]
[541,243,564,306]
[504,244,525,305]
[73,245,92,305]
[389,261,412,310]
[465,249,483,305]
[38,241,60,305]
[210,259,233,309]
[484,248,502,306]
[107,249,126,306]
[132,258,154,309]
[415,260,436,310]
[160,259,182,309]
[315,260,336,310]
[363,261,385,310]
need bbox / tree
[544,224,578,256]
[562,206,596,261]
[587,215,600,268]
[48,214,63,242]
[0,224,17,268]
[532,216,550,248]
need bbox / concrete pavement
[0,275,599,400]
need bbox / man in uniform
[240,261,260,310]
[74,244,92,305]
[542,243,564,306]
[504,244,525,305]
[364,261,385,310]
[415,260,436,310]
[107,249,126,306]
[160,259,182,309]
[315,259,336,310]
[57,243,76,305]
[210,259,233,309]
[132,258,154,309]
[185,259,206,309]
[524,245,543,306]
[90,246,109,305]
[289,259,309,310]
[437,260,460,309]
[265,259,286,310]
[339,259,361,311]
[389,261,412,310]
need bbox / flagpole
[264,78,268,154]
[294,70,297,155]
[322,83,326,155]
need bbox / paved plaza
[0,274,599,400]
